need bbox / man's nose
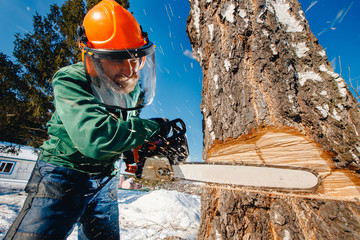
[120,60,133,78]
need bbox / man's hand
[150,118,170,140]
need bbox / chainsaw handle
[162,118,186,141]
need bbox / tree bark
[186,0,360,238]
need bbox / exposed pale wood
[208,128,360,202]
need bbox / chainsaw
[123,119,320,192]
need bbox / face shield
[84,42,156,110]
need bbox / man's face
[100,58,141,94]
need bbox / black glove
[149,118,189,164]
[150,118,170,141]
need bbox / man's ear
[139,56,146,70]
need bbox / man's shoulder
[54,62,86,82]
[52,62,92,93]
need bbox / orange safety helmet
[82,0,146,50]
[77,0,156,111]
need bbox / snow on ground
[0,184,201,240]
[116,189,200,239]
[0,190,27,236]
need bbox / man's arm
[52,68,160,160]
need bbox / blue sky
[0,0,359,162]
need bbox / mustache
[113,73,139,82]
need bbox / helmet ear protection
[77,25,98,77]
[76,25,87,44]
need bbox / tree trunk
[186,0,360,238]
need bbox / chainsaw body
[123,118,189,180]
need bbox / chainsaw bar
[172,162,320,192]
[140,157,320,192]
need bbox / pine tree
[0,0,129,150]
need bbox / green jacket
[40,62,160,174]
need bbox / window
[0,161,15,174]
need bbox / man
[5,0,162,239]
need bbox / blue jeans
[4,161,120,240]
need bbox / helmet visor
[86,43,156,110]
